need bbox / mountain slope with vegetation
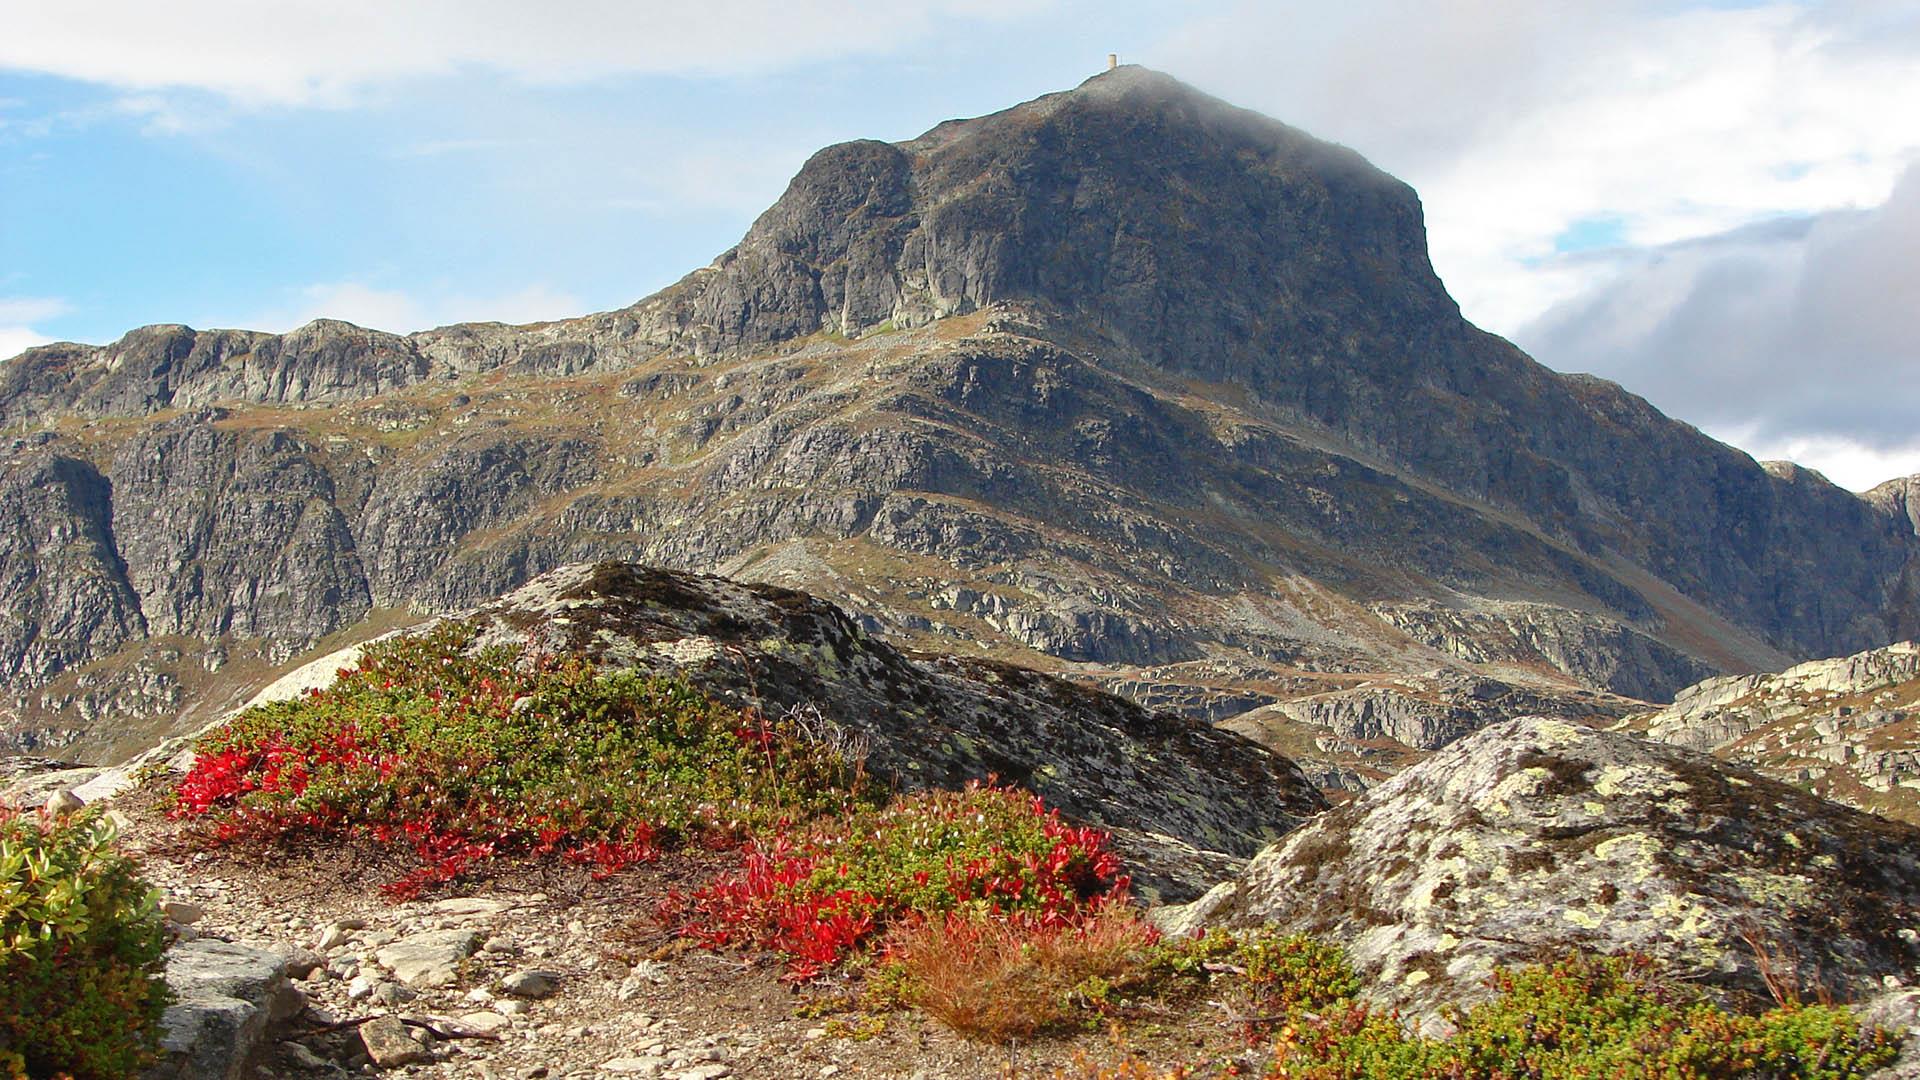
[3,67,1916,780]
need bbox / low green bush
[171,622,874,898]
[1276,952,1899,1080]
[0,806,171,1080]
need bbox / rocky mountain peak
[723,66,1447,380]
[4,71,1919,768]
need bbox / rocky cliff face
[5,67,1918,759]
[1634,640,1920,823]
[1155,717,1920,1025]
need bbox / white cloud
[1159,2,1920,333]
[0,327,52,361]
[243,281,586,335]
[0,297,69,361]
[1518,163,1920,487]
[0,1,1046,107]
[0,296,71,324]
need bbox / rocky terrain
[11,571,1920,1078]
[5,66,1919,763]
[1632,640,1920,823]
[1156,716,1920,1027]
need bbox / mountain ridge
[4,67,1917,762]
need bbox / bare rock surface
[1156,717,1920,1024]
[148,939,299,1080]
[1635,640,1920,822]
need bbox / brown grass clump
[882,904,1160,1044]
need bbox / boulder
[146,940,299,1080]
[1156,717,1920,1023]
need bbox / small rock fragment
[457,1011,513,1035]
[161,900,205,925]
[358,1015,429,1069]
[601,1057,666,1076]
[44,789,84,815]
[278,946,326,980]
[499,970,557,999]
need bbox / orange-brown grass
[1048,1052,1191,1080]
[882,904,1160,1045]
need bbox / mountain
[4,66,1918,762]
[1632,639,1920,823]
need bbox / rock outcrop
[458,561,1325,900]
[1634,640,1920,822]
[5,67,1918,758]
[1155,717,1920,1024]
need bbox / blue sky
[3,0,1918,488]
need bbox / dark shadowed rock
[1156,717,1920,1024]
[463,561,1327,901]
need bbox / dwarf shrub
[668,781,1131,979]
[1277,952,1899,1080]
[0,807,171,1080]
[172,622,873,897]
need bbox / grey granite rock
[1156,717,1920,1024]
[460,562,1326,902]
[147,939,295,1080]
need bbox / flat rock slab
[375,928,481,988]
[430,896,518,918]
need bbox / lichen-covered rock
[462,561,1327,901]
[1155,717,1920,1023]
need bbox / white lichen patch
[1592,832,1661,883]
[1526,720,1585,745]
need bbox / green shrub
[0,806,171,1080]
[669,781,1131,979]
[171,622,874,897]
[1278,952,1899,1080]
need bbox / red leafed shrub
[663,781,1131,979]
[170,622,871,899]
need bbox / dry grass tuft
[882,904,1159,1045]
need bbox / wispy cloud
[0,296,71,324]
[0,1,1052,107]
[391,137,521,159]
[0,296,70,361]
[239,280,585,335]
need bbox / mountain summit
[3,69,1917,763]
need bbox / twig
[402,1016,504,1042]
